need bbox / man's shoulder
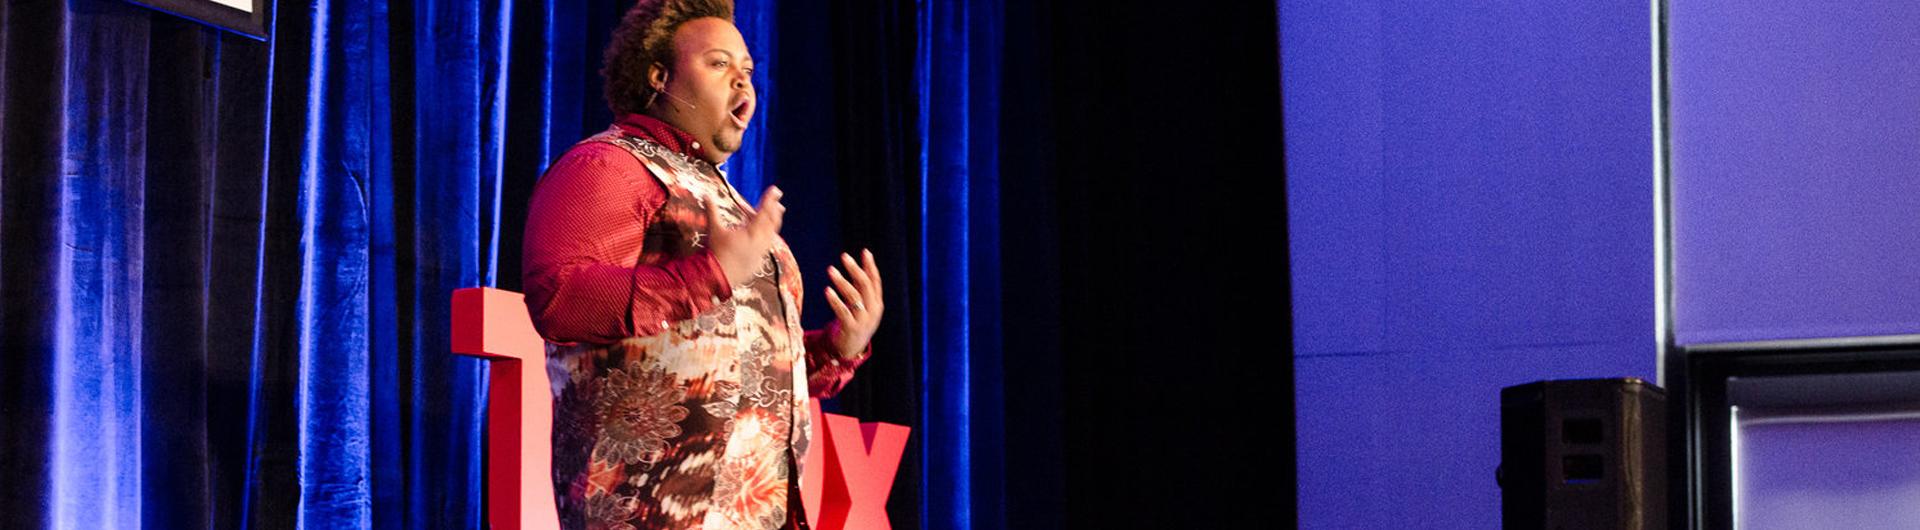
[536,134,670,199]
[551,137,645,172]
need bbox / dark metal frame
[126,0,271,41]
[1669,342,1920,529]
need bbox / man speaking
[520,0,885,527]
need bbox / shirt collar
[615,112,709,161]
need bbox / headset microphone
[659,88,698,110]
[656,70,698,110]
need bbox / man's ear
[647,62,669,92]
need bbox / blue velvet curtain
[917,0,1003,528]
[0,0,626,526]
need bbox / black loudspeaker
[1499,378,1667,530]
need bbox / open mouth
[728,97,753,128]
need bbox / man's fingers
[838,253,872,296]
[825,286,854,323]
[828,266,864,315]
[763,203,784,234]
[756,185,783,210]
[755,186,785,235]
[757,186,784,221]
[861,249,883,303]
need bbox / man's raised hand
[824,249,884,359]
[710,186,785,288]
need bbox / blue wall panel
[1667,0,1920,345]
[1284,0,1655,526]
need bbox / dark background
[1009,0,1292,526]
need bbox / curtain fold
[917,0,1003,527]
[0,0,546,527]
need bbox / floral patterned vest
[546,126,813,530]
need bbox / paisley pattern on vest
[547,126,813,530]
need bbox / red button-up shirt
[521,112,868,398]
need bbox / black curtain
[1005,0,1295,526]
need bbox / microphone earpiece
[651,68,697,110]
[658,86,697,110]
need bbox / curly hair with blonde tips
[601,0,736,116]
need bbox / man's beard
[711,129,744,154]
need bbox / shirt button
[658,320,669,330]
[691,141,701,150]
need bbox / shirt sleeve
[521,142,734,345]
[802,320,872,399]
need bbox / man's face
[657,17,755,164]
